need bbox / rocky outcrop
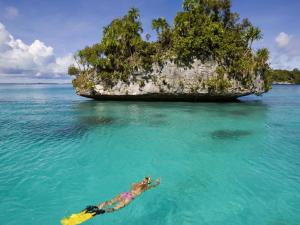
[75,60,266,101]
[272,81,294,85]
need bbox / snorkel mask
[145,177,152,185]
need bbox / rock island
[68,0,271,101]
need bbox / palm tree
[152,17,171,50]
[128,7,140,21]
[183,0,201,11]
[256,48,269,66]
[127,8,143,34]
[152,17,169,35]
[247,26,262,48]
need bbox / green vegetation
[72,73,95,90]
[207,77,231,93]
[268,69,300,84]
[69,0,270,91]
[68,65,80,76]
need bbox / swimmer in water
[98,177,161,213]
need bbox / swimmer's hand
[155,178,161,185]
[152,178,161,187]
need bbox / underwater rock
[211,129,252,139]
[81,116,115,125]
[152,113,167,118]
[227,110,252,116]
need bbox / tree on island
[268,68,300,84]
[69,0,270,91]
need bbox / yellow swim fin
[61,206,105,225]
[61,210,95,225]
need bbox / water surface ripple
[0,84,300,225]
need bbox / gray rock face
[76,60,266,101]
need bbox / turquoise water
[0,84,300,225]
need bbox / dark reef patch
[270,122,284,128]
[80,116,115,126]
[227,110,252,116]
[146,113,168,126]
[211,129,252,139]
[55,124,87,138]
[17,116,116,141]
[152,113,167,119]
[147,119,167,127]
[55,116,115,138]
[17,120,88,141]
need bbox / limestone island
[68,0,271,101]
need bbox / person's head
[141,177,152,186]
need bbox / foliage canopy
[268,69,300,84]
[69,0,270,90]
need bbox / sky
[0,0,299,83]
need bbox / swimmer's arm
[131,183,139,189]
[146,178,161,190]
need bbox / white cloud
[0,22,74,79]
[271,54,300,70]
[4,7,19,19]
[271,32,300,70]
[275,32,291,48]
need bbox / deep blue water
[0,84,299,225]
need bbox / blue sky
[0,0,299,83]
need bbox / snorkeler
[98,176,161,213]
[61,177,160,225]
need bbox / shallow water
[0,84,299,225]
